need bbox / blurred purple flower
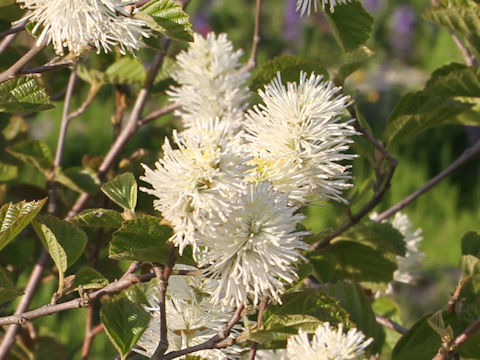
[193,1,212,36]
[364,0,379,12]
[284,0,302,44]
[390,5,416,55]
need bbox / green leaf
[0,76,53,113]
[100,297,150,360]
[466,33,480,61]
[72,208,124,228]
[0,162,17,181]
[105,57,146,85]
[7,140,53,174]
[323,281,382,353]
[423,5,480,35]
[0,266,22,302]
[336,222,406,256]
[250,55,328,91]
[309,241,397,291]
[109,215,172,263]
[461,231,480,257]
[383,91,474,146]
[324,1,373,52]
[139,0,193,42]
[337,46,375,81]
[32,215,87,273]
[76,64,107,85]
[0,198,46,250]
[424,64,480,98]
[461,254,480,277]
[55,166,99,194]
[73,267,109,290]
[33,336,69,360]
[101,172,137,212]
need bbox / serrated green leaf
[423,5,480,35]
[72,208,123,228]
[101,172,137,212]
[0,76,53,113]
[325,1,373,52]
[338,46,375,81]
[323,281,382,353]
[7,139,53,173]
[105,57,146,85]
[32,215,87,273]
[383,92,474,146]
[0,162,17,181]
[0,266,22,302]
[310,241,397,291]
[335,222,406,256]
[424,64,480,98]
[109,215,172,263]
[100,297,150,360]
[73,267,109,290]
[76,64,107,85]
[0,198,46,250]
[55,166,99,194]
[461,231,480,257]
[139,0,193,42]
[250,55,328,91]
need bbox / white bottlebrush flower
[17,0,150,55]
[245,72,357,205]
[296,0,354,16]
[135,269,242,360]
[197,182,309,308]
[168,32,250,130]
[370,212,424,292]
[140,120,251,255]
[287,323,373,360]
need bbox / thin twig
[169,269,203,277]
[138,102,180,125]
[375,138,480,222]
[310,106,398,251]
[162,305,245,360]
[0,41,46,84]
[0,21,27,40]
[0,264,152,326]
[448,275,467,313]
[375,315,408,335]
[248,296,269,360]
[80,305,96,360]
[67,83,101,121]
[19,60,75,75]
[432,316,480,360]
[243,0,262,72]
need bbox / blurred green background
[2,0,480,358]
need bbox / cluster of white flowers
[141,32,356,308]
[135,268,242,360]
[296,0,354,15]
[371,212,424,293]
[17,0,150,55]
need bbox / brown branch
[169,269,202,277]
[310,106,398,251]
[0,41,46,84]
[248,296,269,360]
[375,315,408,335]
[375,138,480,223]
[67,83,101,121]
[243,0,262,72]
[448,275,467,313]
[162,305,245,360]
[0,21,27,40]
[138,102,180,125]
[81,305,97,360]
[19,60,75,75]
[432,316,480,360]
[0,264,153,327]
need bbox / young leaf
[423,5,480,35]
[73,267,109,290]
[0,198,46,250]
[0,76,53,113]
[461,231,480,257]
[250,55,328,91]
[109,215,172,263]
[0,162,18,182]
[32,215,87,273]
[105,57,146,85]
[101,172,137,212]
[337,46,375,81]
[72,208,124,228]
[100,297,150,360]
[324,1,373,52]
[138,0,193,42]
[0,266,22,302]
[7,140,53,173]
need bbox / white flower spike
[296,0,354,16]
[197,182,309,308]
[17,0,150,55]
[287,323,373,360]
